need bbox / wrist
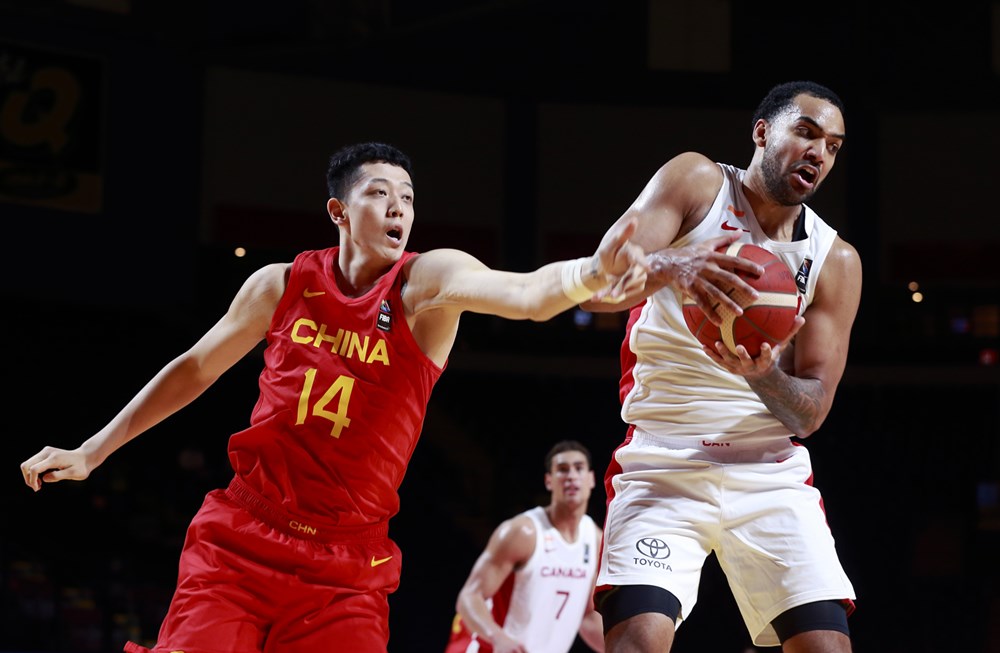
[648,251,678,286]
[561,257,608,302]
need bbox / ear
[327,197,347,225]
[752,118,768,147]
[544,472,553,492]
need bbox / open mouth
[386,226,403,242]
[794,165,818,186]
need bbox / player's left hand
[703,316,805,377]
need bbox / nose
[388,197,403,217]
[804,141,824,164]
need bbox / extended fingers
[712,251,764,278]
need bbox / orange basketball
[682,243,801,357]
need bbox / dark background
[2,1,999,652]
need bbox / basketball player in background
[446,440,604,653]
[584,81,863,652]
[19,142,667,653]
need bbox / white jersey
[501,507,599,653]
[620,162,839,446]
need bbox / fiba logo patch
[795,258,813,295]
[377,299,392,331]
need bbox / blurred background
[1,0,999,651]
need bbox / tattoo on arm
[747,370,824,436]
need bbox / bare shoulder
[490,513,538,559]
[402,248,491,311]
[828,236,862,269]
[405,248,486,278]
[823,237,862,287]
[497,513,538,541]
[634,151,723,215]
[228,262,291,320]
[654,151,723,189]
[814,236,862,309]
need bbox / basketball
[682,242,801,357]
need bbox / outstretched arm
[406,215,647,323]
[454,515,537,653]
[581,152,764,322]
[20,263,288,491]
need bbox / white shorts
[597,428,856,647]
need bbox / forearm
[456,590,505,643]
[746,367,826,438]
[579,610,606,652]
[82,355,216,465]
[505,256,611,322]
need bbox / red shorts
[124,478,400,653]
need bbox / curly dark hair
[326,142,412,199]
[752,81,845,126]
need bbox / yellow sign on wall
[0,40,105,213]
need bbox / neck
[335,246,394,297]
[741,179,803,242]
[545,503,585,541]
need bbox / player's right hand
[20,446,93,492]
[648,233,764,325]
[490,632,528,653]
[593,217,648,303]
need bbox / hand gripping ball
[682,242,801,357]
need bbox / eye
[402,194,413,203]
[828,143,841,155]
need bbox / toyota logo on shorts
[635,537,670,559]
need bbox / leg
[781,630,852,653]
[599,585,681,653]
[606,613,675,653]
[773,600,852,653]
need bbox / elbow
[791,410,830,439]
[792,424,818,439]
[454,588,473,617]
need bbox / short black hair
[326,142,412,199]
[545,440,593,472]
[752,80,845,126]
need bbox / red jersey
[227,247,444,528]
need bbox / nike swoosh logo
[721,220,740,231]
[303,289,326,298]
[370,555,393,567]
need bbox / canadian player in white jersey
[584,81,862,653]
[445,441,604,653]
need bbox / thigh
[606,612,677,653]
[598,435,720,624]
[717,449,855,647]
[781,629,852,653]
[266,588,392,653]
[269,537,402,653]
[149,491,274,652]
[150,491,403,653]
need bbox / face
[758,93,845,206]
[545,450,595,507]
[330,161,414,260]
